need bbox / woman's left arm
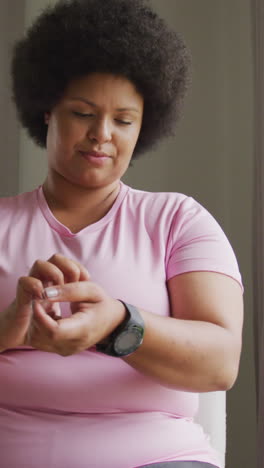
[123,271,243,392]
[27,255,243,393]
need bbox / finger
[49,302,61,318]
[43,281,61,318]
[33,302,87,342]
[32,300,59,333]
[17,276,45,303]
[43,281,104,304]
[30,260,65,285]
[38,298,62,319]
[47,254,91,283]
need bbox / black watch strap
[96,301,145,357]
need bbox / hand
[0,254,90,352]
[0,276,38,351]
[29,281,126,356]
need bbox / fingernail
[44,287,59,298]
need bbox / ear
[44,112,51,124]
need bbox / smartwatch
[96,301,145,357]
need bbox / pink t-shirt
[0,182,242,468]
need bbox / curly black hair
[11,0,191,158]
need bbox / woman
[0,0,243,467]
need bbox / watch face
[114,328,143,356]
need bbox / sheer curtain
[252,1,264,466]
[0,0,25,196]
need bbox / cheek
[53,122,79,152]
[119,129,141,155]
[47,118,62,148]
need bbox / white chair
[195,391,226,467]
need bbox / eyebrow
[68,97,140,113]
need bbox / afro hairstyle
[11,0,191,158]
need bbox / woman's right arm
[0,276,44,352]
[0,255,91,353]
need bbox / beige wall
[126,2,255,467]
[125,2,255,467]
[18,0,54,192]
[0,0,25,196]
[20,1,255,467]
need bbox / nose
[87,117,112,144]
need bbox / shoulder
[124,183,189,216]
[122,183,226,242]
[123,183,212,228]
[0,188,39,219]
[122,184,242,285]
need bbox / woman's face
[45,72,144,189]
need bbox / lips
[79,150,111,165]
[79,150,110,158]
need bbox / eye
[115,119,132,126]
[72,111,94,118]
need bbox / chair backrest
[194,391,226,468]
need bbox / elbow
[197,366,239,393]
[215,367,239,391]
[213,350,242,391]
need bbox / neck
[42,172,121,232]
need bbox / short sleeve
[165,196,243,288]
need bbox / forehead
[63,73,144,111]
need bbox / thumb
[43,281,105,304]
